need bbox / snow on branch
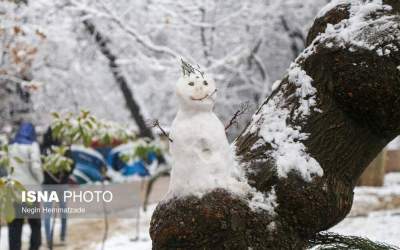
[159,2,249,29]
[225,102,250,131]
[310,0,397,57]
[245,87,323,182]
[243,40,323,182]
[67,0,185,60]
[241,0,399,183]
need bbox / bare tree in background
[0,5,44,130]
[83,20,153,138]
[0,0,327,135]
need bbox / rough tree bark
[83,20,154,139]
[150,1,400,249]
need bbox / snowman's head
[176,61,217,111]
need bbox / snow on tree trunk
[150,1,400,249]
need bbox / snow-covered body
[168,65,240,197]
[170,109,234,196]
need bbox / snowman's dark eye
[203,81,208,86]
[188,82,194,86]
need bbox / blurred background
[0,0,333,137]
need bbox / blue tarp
[107,144,158,177]
[70,146,106,184]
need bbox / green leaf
[2,145,9,153]
[82,132,92,147]
[13,180,26,193]
[102,133,112,146]
[51,112,60,119]
[51,124,63,139]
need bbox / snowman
[167,60,244,198]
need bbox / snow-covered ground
[330,209,400,246]
[91,208,154,250]
[329,172,400,247]
[91,173,400,250]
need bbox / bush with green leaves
[51,110,136,147]
[0,144,26,222]
[49,110,163,171]
[0,178,25,222]
[119,139,162,164]
[41,145,73,175]
[43,110,140,175]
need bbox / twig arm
[151,120,173,142]
[225,102,249,131]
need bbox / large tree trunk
[83,20,154,139]
[150,1,400,249]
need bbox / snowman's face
[176,72,217,110]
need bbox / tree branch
[225,102,250,131]
[150,119,173,143]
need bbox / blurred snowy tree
[1,0,329,137]
[0,1,44,130]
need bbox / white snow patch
[322,0,393,51]
[247,90,323,182]
[354,184,400,199]
[92,205,156,250]
[330,210,400,247]
[249,186,277,213]
[309,0,397,61]
[243,60,323,182]
[95,234,151,250]
[384,172,400,186]
[271,80,282,92]
[288,63,317,118]
[326,42,334,48]
[376,48,391,56]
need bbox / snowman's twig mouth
[190,89,218,101]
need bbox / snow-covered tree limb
[150,1,400,248]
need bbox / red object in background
[91,138,124,148]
